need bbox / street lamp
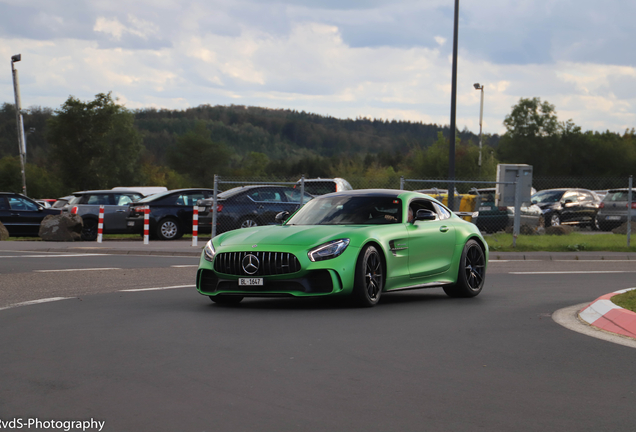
[11,53,27,196]
[473,83,484,177]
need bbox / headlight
[204,240,216,262]
[308,239,350,262]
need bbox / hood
[216,224,366,248]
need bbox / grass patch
[612,289,636,312]
[485,233,636,253]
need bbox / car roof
[72,189,143,195]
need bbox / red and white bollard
[143,206,150,245]
[97,205,104,243]
[192,205,199,247]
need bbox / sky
[1,0,635,136]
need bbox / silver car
[595,188,636,231]
[61,190,144,240]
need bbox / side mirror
[414,209,437,222]
[275,211,290,224]
[563,199,573,205]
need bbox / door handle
[440,226,449,233]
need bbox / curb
[578,288,636,340]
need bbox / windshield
[286,195,402,225]
[531,190,565,204]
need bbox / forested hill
[134,104,498,163]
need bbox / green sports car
[196,189,488,307]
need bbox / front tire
[239,217,258,229]
[81,218,98,241]
[352,245,384,307]
[444,239,486,298]
[548,212,561,227]
[156,218,182,240]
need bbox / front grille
[214,252,301,276]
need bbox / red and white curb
[579,288,636,339]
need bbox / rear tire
[157,218,182,240]
[352,245,384,307]
[548,213,561,227]
[81,218,98,241]
[444,239,486,298]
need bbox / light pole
[11,53,27,197]
[473,83,484,177]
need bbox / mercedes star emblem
[242,254,260,275]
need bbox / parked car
[61,189,145,240]
[296,178,353,196]
[196,189,488,306]
[530,188,601,229]
[0,192,62,237]
[126,188,215,240]
[111,186,167,196]
[52,195,73,209]
[198,185,314,234]
[595,188,636,231]
[469,188,541,233]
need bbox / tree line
[0,93,633,199]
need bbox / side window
[409,199,439,222]
[182,193,206,206]
[433,203,452,220]
[86,195,111,205]
[9,197,39,211]
[250,190,282,202]
[563,192,577,202]
[117,195,133,206]
[0,197,8,210]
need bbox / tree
[166,121,232,186]
[503,97,560,138]
[47,92,143,191]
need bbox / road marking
[120,285,195,292]
[510,271,636,275]
[171,265,198,268]
[0,254,109,258]
[488,260,542,262]
[34,268,122,273]
[0,297,71,311]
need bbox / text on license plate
[239,278,263,286]
[127,221,135,226]
[479,207,492,211]
[607,216,621,220]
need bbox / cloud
[1,0,635,135]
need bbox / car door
[406,199,457,278]
[110,193,143,231]
[559,191,581,223]
[174,190,211,230]
[578,190,599,223]
[0,196,13,234]
[6,196,44,236]
[247,188,288,225]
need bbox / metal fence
[205,174,633,246]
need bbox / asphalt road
[1,252,635,431]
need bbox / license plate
[607,216,621,220]
[239,278,263,286]
[127,221,135,226]
[479,206,492,211]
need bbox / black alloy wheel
[353,245,384,307]
[444,239,486,298]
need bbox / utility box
[496,164,533,206]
